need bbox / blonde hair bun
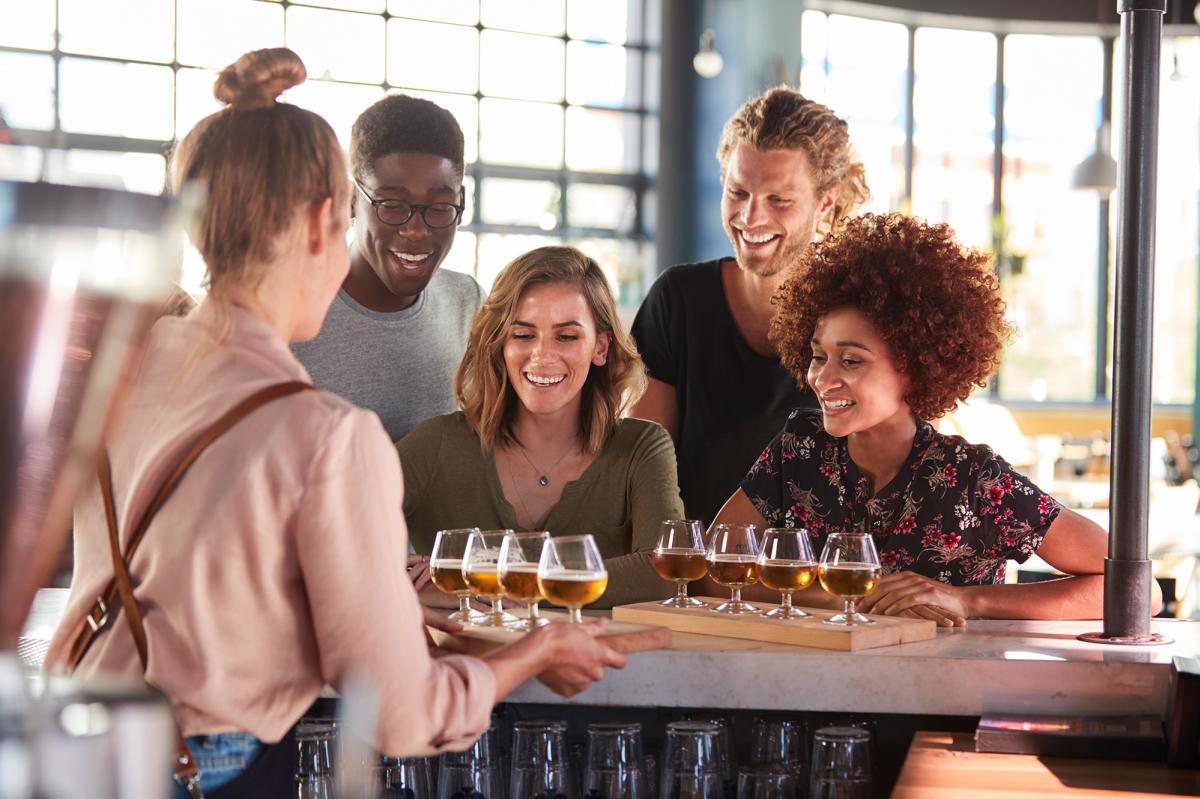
[213,47,306,110]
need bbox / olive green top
[396,412,685,608]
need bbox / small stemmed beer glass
[757,528,816,619]
[817,532,882,626]
[651,519,709,608]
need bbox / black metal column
[657,0,700,276]
[1079,0,1170,646]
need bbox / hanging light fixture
[693,0,723,78]
[1072,122,1118,196]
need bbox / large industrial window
[0,0,660,304]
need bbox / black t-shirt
[630,259,817,525]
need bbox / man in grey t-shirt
[293,94,483,441]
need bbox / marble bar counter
[508,617,1199,718]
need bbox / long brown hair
[169,48,350,298]
[456,246,646,454]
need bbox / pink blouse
[45,302,495,755]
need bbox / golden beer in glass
[499,531,550,629]
[706,524,761,614]
[537,534,607,623]
[463,529,520,627]
[818,532,882,626]
[652,519,709,608]
[758,527,816,619]
[430,528,487,624]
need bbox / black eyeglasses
[353,180,464,229]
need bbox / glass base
[510,615,550,631]
[476,610,521,627]
[711,599,761,614]
[824,611,874,626]
[764,605,810,619]
[660,594,709,609]
[448,606,489,625]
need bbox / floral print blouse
[740,410,1062,585]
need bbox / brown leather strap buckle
[84,596,109,632]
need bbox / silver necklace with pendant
[515,441,577,487]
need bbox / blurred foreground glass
[659,722,721,799]
[510,719,577,799]
[706,523,760,614]
[584,722,646,799]
[736,766,799,799]
[651,519,708,608]
[499,530,550,630]
[438,722,503,799]
[538,534,608,623]
[757,529,815,619]
[374,755,434,798]
[817,533,881,626]
[809,726,872,799]
[464,528,520,627]
[0,180,181,647]
[430,527,487,625]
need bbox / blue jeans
[171,732,265,798]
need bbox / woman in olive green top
[397,246,684,607]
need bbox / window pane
[175,68,222,140]
[396,90,479,164]
[60,58,175,139]
[177,0,284,69]
[477,232,558,289]
[1149,37,1199,404]
[565,107,638,173]
[644,0,661,47]
[642,115,657,176]
[59,0,174,63]
[286,79,385,148]
[570,237,650,308]
[0,52,55,130]
[644,50,660,111]
[912,27,996,246]
[567,184,636,232]
[998,34,1103,402]
[441,230,477,277]
[480,0,564,36]
[567,42,640,108]
[481,178,560,228]
[288,6,385,83]
[480,99,562,168]
[823,14,907,215]
[799,10,829,102]
[388,0,478,25]
[0,0,55,50]
[0,147,44,182]
[460,175,475,225]
[292,0,384,11]
[480,31,564,102]
[567,0,636,45]
[42,149,166,195]
[387,19,479,94]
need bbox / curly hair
[717,85,869,237]
[350,93,464,180]
[770,213,1010,420]
[456,246,646,454]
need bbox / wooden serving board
[427,611,671,658]
[611,597,935,651]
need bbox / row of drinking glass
[429,529,609,627]
[651,521,883,626]
[296,715,874,799]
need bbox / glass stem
[492,597,504,618]
[845,597,856,623]
[676,580,689,601]
[731,587,742,605]
[780,592,793,610]
[529,602,540,622]
[569,606,583,623]
[458,594,472,616]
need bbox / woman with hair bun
[46,48,623,797]
[707,213,1159,625]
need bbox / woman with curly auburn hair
[705,213,1158,626]
[397,246,685,608]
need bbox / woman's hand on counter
[406,553,433,591]
[859,572,969,627]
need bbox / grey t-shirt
[292,268,484,441]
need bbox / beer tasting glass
[430,527,487,624]
[499,531,551,630]
[817,533,881,626]
[809,726,873,799]
[584,722,647,799]
[757,529,815,619]
[706,523,761,614]
[651,519,709,608]
[537,534,608,623]
[464,529,520,627]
